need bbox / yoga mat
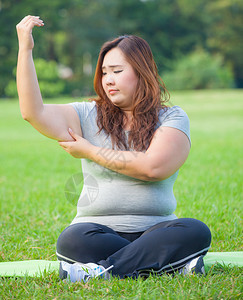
[0,252,242,277]
[204,251,243,272]
[0,260,59,277]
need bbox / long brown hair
[93,35,169,151]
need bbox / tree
[0,0,70,97]
[1,0,242,98]
[163,48,234,90]
[205,0,243,87]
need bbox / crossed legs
[56,218,211,278]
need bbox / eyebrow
[102,65,124,69]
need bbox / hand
[16,15,44,51]
[58,128,94,159]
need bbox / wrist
[18,48,33,56]
[86,144,98,160]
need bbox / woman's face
[102,47,138,112]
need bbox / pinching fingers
[58,141,68,149]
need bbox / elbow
[136,161,166,182]
[21,112,31,122]
[145,167,171,182]
[21,113,29,121]
[20,109,36,123]
[145,174,163,182]
[142,169,162,182]
[19,107,29,121]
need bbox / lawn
[0,90,242,299]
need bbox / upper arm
[27,103,82,141]
[145,126,191,180]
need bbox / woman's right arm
[16,16,81,141]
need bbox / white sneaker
[59,261,113,283]
[179,256,205,275]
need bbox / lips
[108,89,119,95]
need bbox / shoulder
[69,101,97,120]
[158,106,189,123]
[158,105,190,143]
[70,100,96,112]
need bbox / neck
[123,111,133,131]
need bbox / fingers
[16,15,44,31]
[16,15,44,51]
[68,128,77,140]
[58,141,67,147]
[21,15,39,24]
[25,16,44,29]
[58,142,68,152]
[19,15,43,25]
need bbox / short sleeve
[158,106,191,144]
[70,101,96,131]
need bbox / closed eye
[114,70,123,74]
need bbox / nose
[105,74,115,85]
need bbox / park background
[0,0,242,98]
[0,0,242,299]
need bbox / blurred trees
[163,48,234,90]
[0,0,242,98]
[6,59,65,97]
[205,0,243,88]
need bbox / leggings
[56,218,211,278]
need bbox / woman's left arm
[58,127,190,181]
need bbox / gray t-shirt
[70,101,190,232]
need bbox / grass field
[0,90,242,299]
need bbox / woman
[16,16,211,282]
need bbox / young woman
[16,16,211,282]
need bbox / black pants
[56,218,211,278]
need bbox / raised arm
[16,16,81,141]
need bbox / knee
[188,218,212,249]
[56,223,96,261]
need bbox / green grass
[0,90,242,299]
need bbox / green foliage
[4,80,17,99]
[205,0,243,87]
[5,59,65,98]
[163,49,234,90]
[0,0,243,97]
[34,59,59,81]
[35,59,65,98]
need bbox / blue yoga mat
[0,252,242,277]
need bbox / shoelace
[94,264,114,278]
[74,264,114,282]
